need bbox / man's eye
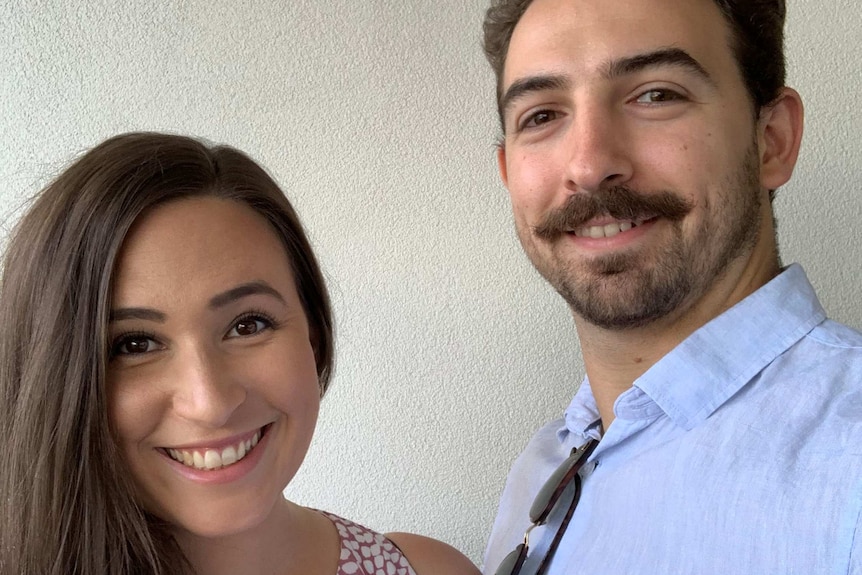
[635,89,683,104]
[112,335,158,356]
[226,315,274,338]
[522,110,558,129]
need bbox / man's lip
[568,214,657,230]
[575,216,633,228]
[562,217,659,246]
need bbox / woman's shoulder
[386,532,481,575]
[317,510,479,575]
[318,511,416,574]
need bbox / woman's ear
[306,325,325,396]
[757,87,804,191]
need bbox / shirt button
[581,461,598,476]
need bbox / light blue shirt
[484,265,862,575]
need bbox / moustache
[533,186,693,239]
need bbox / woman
[0,132,479,575]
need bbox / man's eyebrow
[208,281,286,310]
[500,74,571,121]
[606,47,715,86]
[499,48,715,122]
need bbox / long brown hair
[0,132,334,574]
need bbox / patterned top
[321,511,418,575]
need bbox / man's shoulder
[514,416,570,470]
[807,318,862,350]
[769,317,862,380]
[777,318,862,394]
[743,318,862,448]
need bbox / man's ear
[496,144,509,187]
[757,87,804,191]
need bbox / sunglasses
[494,438,598,575]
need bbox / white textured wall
[2,0,860,565]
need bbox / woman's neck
[174,498,340,575]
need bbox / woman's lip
[161,423,274,485]
[163,424,270,451]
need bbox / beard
[522,141,763,330]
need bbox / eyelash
[226,310,280,338]
[517,109,559,132]
[633,88,685,104]
[110,330,160,359]
[108,310,281,358]
[513,85,688,132]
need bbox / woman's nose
[170,345,246,428]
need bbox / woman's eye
[635,89,683,104]
[112,335,158,357]
[227,316,272,338]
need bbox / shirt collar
[560,264,826,440]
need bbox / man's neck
[575,254,780,433]
[578,321,679,433]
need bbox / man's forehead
[502,0,732,90]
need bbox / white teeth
[204,450,221,469]
[221,446,238,466]
[166,427,265,471]
[603,223,620,238]
[575,221,638,239]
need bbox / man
[480,0,862,573]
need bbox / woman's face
[107,197,320,538]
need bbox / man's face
[498,0,776,330]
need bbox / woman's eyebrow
[208,281,286,310]
[109,282,286,322]
[109,308,166,323]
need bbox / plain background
[3,0,860,565]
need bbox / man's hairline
[492,0,764,134]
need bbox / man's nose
[563,104,633,194]
[170,345,246,428]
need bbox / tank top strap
[318,511,418,575]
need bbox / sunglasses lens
[495,543,528,575]
[529,447,585,523]
[502,440,597,575]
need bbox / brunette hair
[482,0,787,127]
[0,132,334,574]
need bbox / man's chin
[555,269,691,330]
